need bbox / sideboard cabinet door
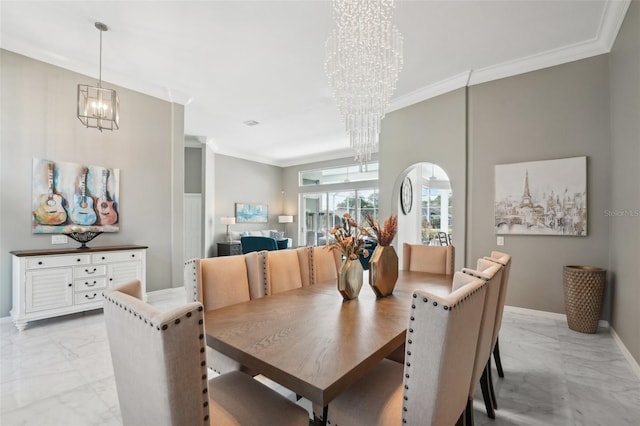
[26,268,73,313]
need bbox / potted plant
[364,214,399,297]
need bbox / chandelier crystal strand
[326,0,403,163]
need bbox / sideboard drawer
[74,265,107,278]
[74,290,104,305]
[92,251,142,263]
[74,277,107,291]
[27,254,91,270]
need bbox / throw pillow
[270,231,284,240]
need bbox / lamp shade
[278,215,294,224]
[220,216,236,225]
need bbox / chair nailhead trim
[161,324,168,330]
[423,297,428,302]
[201,361,206,366]
[411,304,415,309]
[412,293,417,298]
[187,312,192,317]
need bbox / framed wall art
[32,158,120,234]
[235,202,268,223]
[494,156,587,236]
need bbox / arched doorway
[396,162,453,266]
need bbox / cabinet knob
[109,278,113,281]
[101,256,105,260]
[68,283,72,287]
[38,261,43,265]
[131,254,135,258]
[77,259,81,262]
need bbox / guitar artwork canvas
[32,158,120,234]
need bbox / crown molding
[387,0,630,105]
[468,0,630,86]
[388,71,472,113]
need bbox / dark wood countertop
[10,245,148,257]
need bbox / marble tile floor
[1,290,639,426]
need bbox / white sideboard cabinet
[10,245,147,331]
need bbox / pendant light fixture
[77,22,119,131]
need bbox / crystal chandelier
[325,0,403,163]
[77,22,119,131]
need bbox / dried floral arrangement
[364,213,398,247]
[329,213,370,260]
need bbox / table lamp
[220,216,236,242]
[278,215,294,237]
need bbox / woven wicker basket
[563,265,606,334]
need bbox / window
[299,162,379,246]
[300,162,378,186]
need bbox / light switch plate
[52,235,68,244]
[496,236,505,246]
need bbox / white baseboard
[610,326,640,381]
[503,305,610,328]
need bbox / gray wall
[213,154,283,255]
[609,1,640,365]
[467,55,611,315]
[379,88,468,270]
[185,147,202,193]
[0,50,185,317]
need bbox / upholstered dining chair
[461,258,504,422]
[309,245,341,285]
[103,280,309,426]
[313,271,487,426]
[265,248,306,294]
[402,243,455,275]
[194,256,253,374]
[484,251,512,380]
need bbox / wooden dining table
[204,270,453,425]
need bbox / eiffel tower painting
[494,157,587,236]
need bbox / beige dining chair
[309,245,341,285]
[313,271,487,426]
[266,248,307,294]
[103,280,309,426]
[402,243,455,275]
[195,256,251,374]
[461,258,504,422]
[484,251,512,380]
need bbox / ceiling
[1,1,629,167]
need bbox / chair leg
[487,359,498,409]
[480,364,496,419]
[464,397,474,426]
[456,410,466,426]
[493,337,504,378]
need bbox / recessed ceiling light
[243,120,260,127]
